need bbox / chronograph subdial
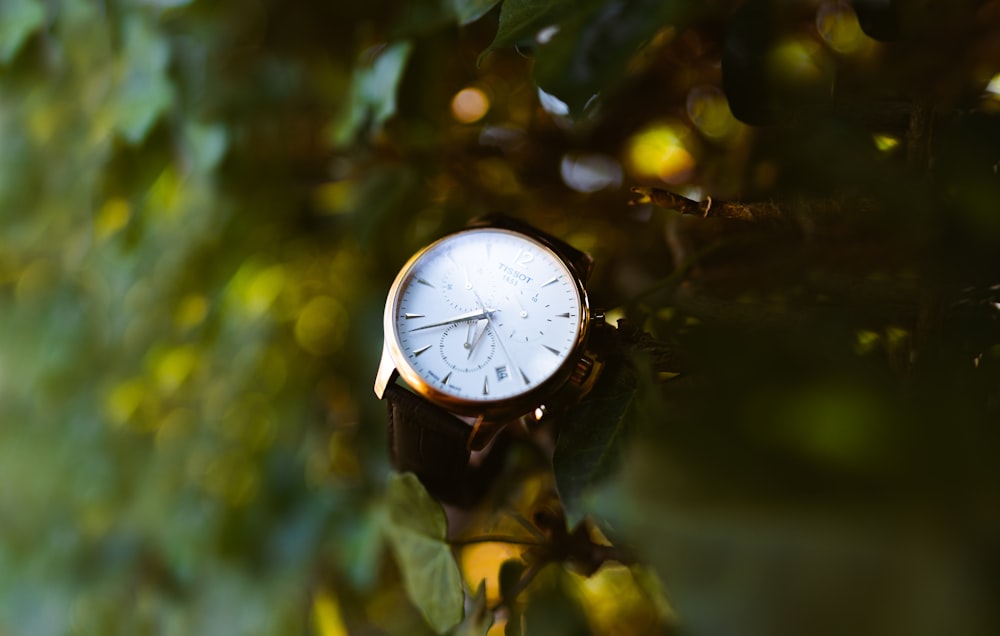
[493,289,570,344]
[439,321,497,373]
[441,266,498,312]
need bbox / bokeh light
[816,1,872,55]
[560,153,623,193]
[625,122,697,184]
[873,133,900,152]
[295,295,349,356]
[451,86,491,123]
[686,86,739,140]
[767,36,834,88]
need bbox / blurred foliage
[1,0,999,635]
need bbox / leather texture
[385,383,506,506]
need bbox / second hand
[472,290,526,386]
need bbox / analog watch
[374,215,606,504]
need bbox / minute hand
[409,309,489,331]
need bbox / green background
[1,0,998,634]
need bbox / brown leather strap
[385,383,506,506]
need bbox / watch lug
[374,344,398,399]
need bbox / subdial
[440,266,498,312]
[439,321,496,373]
[495,290,548,343]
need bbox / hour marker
[556,312,571,318]
[413,344,432,356]
[416,278,434,287]
[543,344,560,355]
[482,377,489,395]
[442,372,451,385]
[542,276,561,287]
[520,369,531,385]
[404,313,425,319]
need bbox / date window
[495,365,508,381]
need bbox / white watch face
[387,227,585,405]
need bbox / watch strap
[384,383,506,506]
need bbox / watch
[374,215,607,505]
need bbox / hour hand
[409,309,489,331]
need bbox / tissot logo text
[497,263,532,285]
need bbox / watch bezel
[378,226,591,419]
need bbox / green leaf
[451,581,494,636]
[0,0,46,63]
[181,122,228,175]
[552,355,637,525]
[331,41,413,146]
[114,16,174,144]
[532,0,703,116]
[384,472,464,634]
[451,0,501,25]
[488,0,580,50]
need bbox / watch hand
[464,320,476,349]
[508,294,528,318]
[467,318,489,359]
[471,289,526,385]
[409,309,489,331]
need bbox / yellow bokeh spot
[229,261,286,318]
[451,87,490,124]
[460,542,525,607]
[95,198,131,240]
[573,564,672,635]
[854,329,881,355]
[767,37,832,88]
[153,345,198,394]
[312,588,348,636]
[247,265,286,315]
[873,133,900,152]
[148,167,181,216]
[816,1,870,55]
[295,295,348,356]
[174,294,209,330]
[106,377,147,425]
[626,123,696,184]
[686,86,738,140]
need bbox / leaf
[529,0,703,116]
[114,16,174,144]
[181,122,228,175]
[384,472,464,634]
[0,0,46,63]
[552,355,637,526]
[722,0,835,125]
[488,0,579,51]
[331,41,413,146]
[451,581,494,636]
[451,0,501,25]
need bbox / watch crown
[569,355,596,387]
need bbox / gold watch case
[374,226,598,421]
